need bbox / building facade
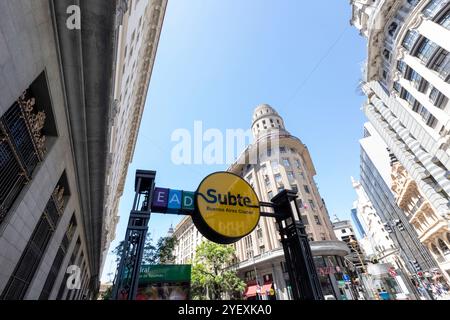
[359,122,439,286]
[172,104,351,300]
[227,104,350,300]
[391,160,450,283]
[103,0,167,272]
[352,178,399,268]
[350,0,450,272]
[173,216,205,265]
[0,0,166,300]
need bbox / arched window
[388,22,398,37]
[438,238,450,255]
[430,243,441,257]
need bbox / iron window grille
[0,90,46,225]
[39,214,77,300]
[0,184,66,300]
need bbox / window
[287,171,295,180]
[301,215,309,225]
[309,199,316,210]
[259,245,266,254]
[264,175,271,187]
[429,86,447,108]
[314,215,322,225]
[271,160,278,169]
[342,229,347,234]
[267,148,272,157]
[397,60,407,74]
[280,146,287,153]
[401,89,416,105]
[275,173,282,183]
[40,214,77,300]
[407,69,428,92]
[402,30,419,51]
[268,191,274,200]
[430,49,450,81]
[304,185,311,194]
[415,38,438,64]
[423,0,448,18]
[1,175,69,300]
[257,228,263,239]
[291,184,298,193]
[0,73,56,227]
[283,158,291,167]
[438,239,450,256]
[393,81,401,93]
[295,159,302,169]
[261,164,267,174]
[439,10,450,29]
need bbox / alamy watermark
[171,121,280,166]
[65,265,82,290]
[66,5,81,30]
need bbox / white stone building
[351,0,450,282]
[352,178,399,268]
[102,0,167,274]
[227,104,349,300]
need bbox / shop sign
[151,172,261,244]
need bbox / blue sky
[101,0,367,282]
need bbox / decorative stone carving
[53,185,65,213]
[17,91,47,159]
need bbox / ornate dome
[252,104,280,121]
[251,104,288,139]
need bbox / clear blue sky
[101,0,367,282]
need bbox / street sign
[343,274,350,282]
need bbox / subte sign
[151,171,261,244]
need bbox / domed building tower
[251,104,289,140]
[228,104,350,300]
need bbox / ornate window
[0,72,57,226]
[438,238,450,255]
[0,173,70,300]
[39,214,77,300]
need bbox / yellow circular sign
[194,172,260,244]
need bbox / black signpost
[112,170,323,300]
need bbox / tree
[156,236,178,264]
[191,241,245,300]
[101,286,113,300]
[112,232,177,266]
[112,232,157,266]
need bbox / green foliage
[191,242,245,300]
[112,232,177,266]
[101,286,113,300]
[157,236,178,264]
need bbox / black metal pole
[271,190,324,300]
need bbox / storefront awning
[244,285,258,297]
[244,282,273,297]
